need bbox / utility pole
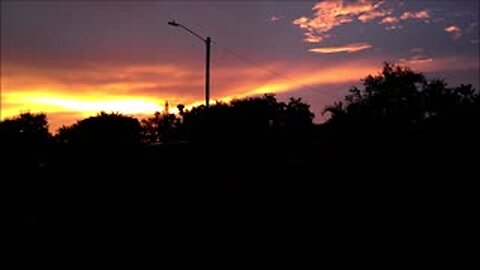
[205,37,210,108]
[168,20,211,108]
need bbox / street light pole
[168,20,211,108]
[205,37,210,108]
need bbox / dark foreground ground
[2,135,479,264]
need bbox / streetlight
[168,20,211,108]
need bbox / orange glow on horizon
[2,56,477,132]
[1,91,167,131]
[2,92,162,116]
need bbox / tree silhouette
[181,94,314,144]
[324,62,479,127]
[1,112,50,146]
[0,112,51,167]
[56,112,141,146]
[320,62,479,184]
[141,111,183,144]
[3,63,479,264]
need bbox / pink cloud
[358,10,388,22]
[293,0,386,43]
[309,42,373,54]
[293,1,434,45]
[380,16,399,24]
[400,10,430,20]
[380,9,431,29]
[304,32,324,43]
[444,25,462,39]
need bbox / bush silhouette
[181,94,314,144]
[1,112,50,147]
[324,62,479,127]
[320,62,479,182]
[56,112,141,147]
[3,63,479,264]
[141,111,183,144]
[0,112,51,167]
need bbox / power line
[211,41,318,93]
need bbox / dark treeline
[2,63,479,264]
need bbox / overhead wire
[210,40,318,93]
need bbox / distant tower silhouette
[164,101,169,115]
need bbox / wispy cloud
[269,15,285,22]
[1,58,384,130]
[385,25,403,31]
[399,56,433,65]
[444,25,462,39]
[405,56,479,73]
[398,49,432,65]
[467,22,478,31]
[465,22,478,36]
[409,48,425,54]
[309,43,373,54]
[408,58,433,64]
[3,53,477,132]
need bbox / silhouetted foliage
[324,62,479,127]
[141,111,183,143]
[320,62,479,187]
[1,112,50,146]
[0,112,51,167]
[181,94,314,144]
[56,112,141,146]
[4,63,479,264]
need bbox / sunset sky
[1,0,479,132]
